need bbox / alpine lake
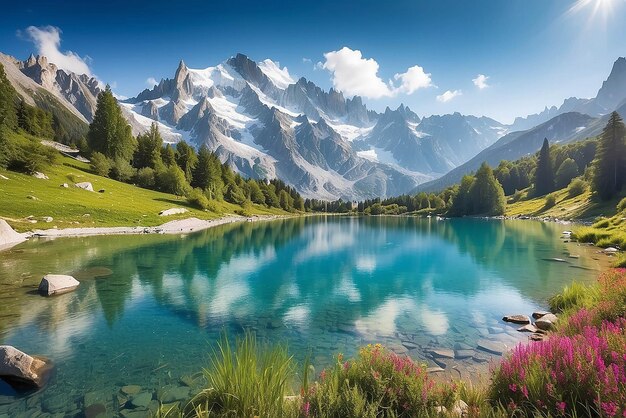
[0,216,610,417]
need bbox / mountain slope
[414,112,598,193]
[511,57,626,131]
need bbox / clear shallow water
[0,216,608,416]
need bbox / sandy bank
[0,215,287,247]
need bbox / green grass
[506,188,620,220]
[0,155,288,232]
[548,281,599,313]
[164,332,298,418]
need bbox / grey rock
[535,313,558,331]
[502,315,531,325]
[454,349,474,359]
[130,392,152,409]
[75,182,94,192]
[518,324,538,333]
[38,275,80,296]
[430,349,455,359]
[476,339,507,355]
[532,311,551,319]
[0,345,50,389]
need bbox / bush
[90,152,112,177]
[567,178,587,198]
[543,192,557,209]
[186,188,209,210]
[110,157,136,182]
[134,167,155,189]
[0,132,57,173]
[182,332,295,418]
[157,165,190,196]
[305,344,456,417]
[618,197,626,213]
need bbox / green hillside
[0,151,287,233]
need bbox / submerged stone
[38,274,80,296]
[502,315,531,325]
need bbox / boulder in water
[38,274,80,296]
[502,314,531,324]
[0,345,51,389]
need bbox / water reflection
[0,216,610,415]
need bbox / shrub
[183,332,295,418]
[134,167,155,189]
[305,344,456,417]
[110,157,136,182]
[157,165,190,196]
[90,152,112,177]
[186,188,209,210]
[567,178,587,198]
[543,193,557,209]
[618,197,626,213]
[490,320,626,417]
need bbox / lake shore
[0,214,291,251]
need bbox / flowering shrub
[491,269,626,417]
[303,344,456,417]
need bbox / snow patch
[258,59,295,90]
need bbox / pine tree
[87,85,136,161]
[534,138,555,196]
[449,175,475,216]
[0,64,17,131]
[134,122,163,169]
[191,144,212,190]
[175,140,198,182]
[161,144,176,167]
[593,112,626,200]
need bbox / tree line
[85,86,305,212]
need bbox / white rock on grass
[0,345,50,388]
[33,172,48,180]
[75,182,94,192]
[159,208,189,216]
[38,274,80,296]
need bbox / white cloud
[302,57,312,64]
[472,74,490,89]
[22,26,93,77]
[321,47,433,99]
[436,89,463,103]
[323,47,393,98]
[394,65,433,94]
[146,77,158,87]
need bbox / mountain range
[2,51,626,200]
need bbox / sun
[567,0,620,23]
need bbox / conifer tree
[134,122,163,169]
[87,85,136,161]
[175,140,198,182]
[592,112,626,200]
[534,138,555,196]
[0,64,17,131]
[161,144,176,167]
[191,144,212,190]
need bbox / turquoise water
[0,216,607,416]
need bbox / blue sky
[2,0,626,123]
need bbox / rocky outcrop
[158,208,189,216]
[38,274,80,296]
[0,345,51,389]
